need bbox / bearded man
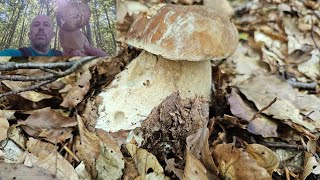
[0,15,107,56]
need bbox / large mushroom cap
[126,4,238,61]
[56,2,91,32]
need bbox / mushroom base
[96,51,212,132]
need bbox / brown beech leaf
[19,107,77,128]
[18,107,77,143]
[246,144,280,174]
[60,70,92,108]
[2,80,53,102]
[7,125,27,150]
[183,148,208,180]
[0,163,57,180]
[212,144,272,180]
[227,88,278,137]
[74,114,100,178]
[237,75,319,132]
[123,157,140,180]
[301,152,320,180]
[126,143,169,179]
[186,123,219,179]
[0,116,9,142]
[26,137,56,158]
[34,150,79,180]
[95,129,125,180]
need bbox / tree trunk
[18,3,28,47]
[104,5,116,50]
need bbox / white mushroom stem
[95,51,211,132]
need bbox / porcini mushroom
[96,4,238,132]
[56,2,91,54]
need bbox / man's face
[28,15,54,48]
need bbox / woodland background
[0,0,116,54]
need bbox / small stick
[61,142,80,162]
[287,79,317,89]
[0,79,56,98]
[260,141,305,150]
[250,97,277,121]
[311,16,320,52]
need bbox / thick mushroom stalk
[56,2,91,55]
[96,4,238,132]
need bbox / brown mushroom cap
[126,4,238,61]
[56,2,91,32]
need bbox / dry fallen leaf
[237,75,319,132]
[60,70,92,108]
[213,143,272,180]
[301,152,320,180]
[7,125,27,150]
[75,161,92,180]
[186,123,219,179]
[183,148,208,180]
[227,88,278,137]
[26,137,56,158]
[1,140,24,163]
[34,150,79,180]
[95,129,125,180]
[74,114,100,178]
[123,157,140,180]
[246,143,280,174]
[126,143,169,179]
[0,163,57,180]
[0,116,9,142]
[18,107,77,143]
[2,80,53,102]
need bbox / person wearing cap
[0,15,107,57]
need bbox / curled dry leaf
[1,140,24,163]
[26,137,56,159]
[1,80,53,102]
[18,107,77,143]
[60,70,92,108]
[7,125,27,150]
[126,143,169,179]
[227,88,278,137]
[95,129,125,180]
[237,75,319,132]
[123,157,140,180]
[212,143,272,180]
[186,123,219,179]
[74,114,100,178]
[0,163,57,180]
[246,143,280,174]
[75,161,92,180]
[34,150,79,180]
[183,149,208,180]
[0,116,9,142]
[301,152,320,180]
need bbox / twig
[39,67,62,76]
[287,79,317,89]
[0,79,56,98]
[0,56,95,71]
[0,56,97,81]
[250,97,277,121]
[311,16,320,52]
[259,141,305,150]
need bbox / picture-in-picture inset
[0,0,116,57]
